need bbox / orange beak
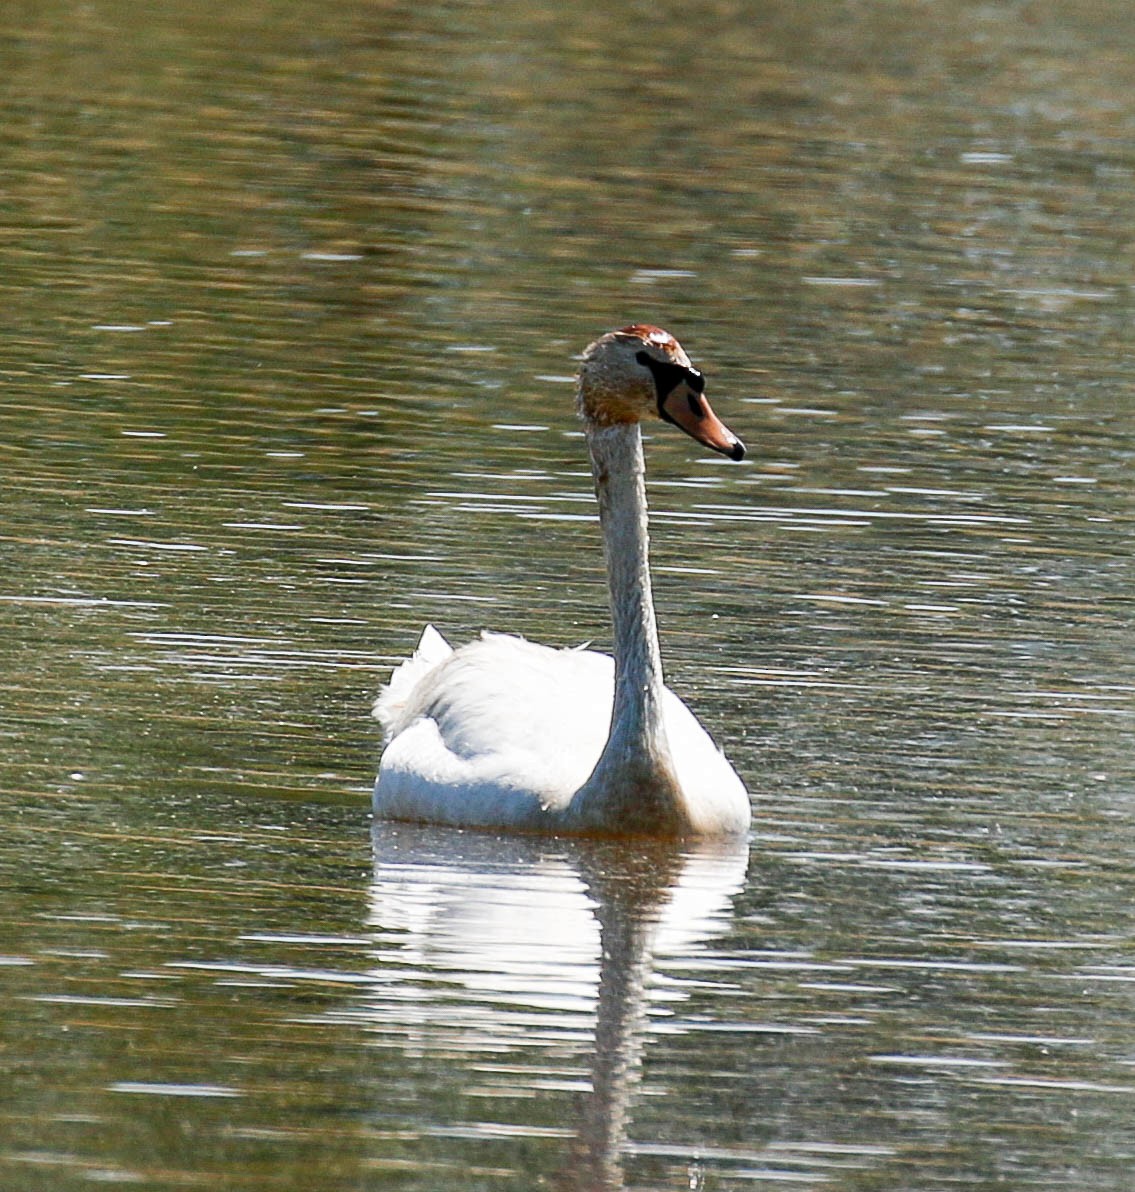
[660,384,746,461]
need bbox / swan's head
[577,324,745,461]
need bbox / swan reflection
[365,824,748,1190]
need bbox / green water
[3,0,1134,1188]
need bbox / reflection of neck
[560,843,680,1192]
[582,897,656,1189]
[572,424,684,834]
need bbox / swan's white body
[375,624,747,834]
[374,326,751,837]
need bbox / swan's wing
[374,633,616,825]
[408,633,613,762]
[373,624,453,739]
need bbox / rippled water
[3,0,1135,1188]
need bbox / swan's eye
[636,350,694,399]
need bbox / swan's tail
[373,624,452,738]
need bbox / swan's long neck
[591,424,667,753]
[572,423,686,833]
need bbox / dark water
[3,1,1135,1188]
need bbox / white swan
[373,324,751,837]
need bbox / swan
[373,324,751,837]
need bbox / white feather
[374,632,746,833]
[373,623,452,736]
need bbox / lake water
[3,1,1135,1188]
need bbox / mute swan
[373,324,751,837]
